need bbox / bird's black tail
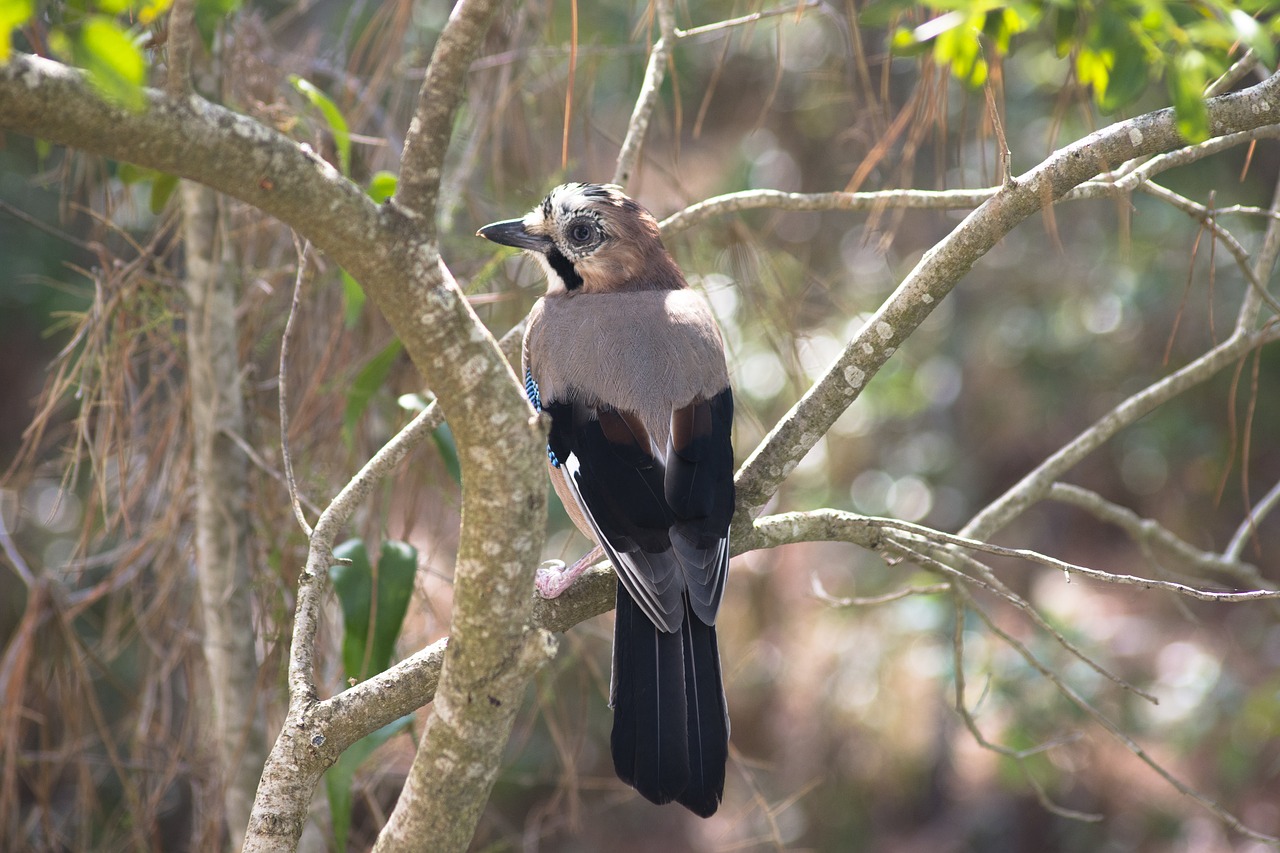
[610,580,729,817]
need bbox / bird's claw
[535,559,574,599]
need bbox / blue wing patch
[525,369,561,468]
[524,369,542,412]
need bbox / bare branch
[1226,475,1280,561]
[674,0,820,40]
[281,237,314,537]
[0,503,34,587]
[731,71,1280,529]
[878,516,1280,603]
[660,187,998,236]
[949,597,1103,823]
[1206,48,1262,97]
[1137,181,1280,317]
[1048,482,1265,585]
[179,182,267,848]
[612,0,675,188]
[395,0,503,220]
[963,170,1280,541]
[953,581,1279,845]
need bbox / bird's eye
[568,222,595,244]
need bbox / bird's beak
[476,218,551,252]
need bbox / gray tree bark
[180,182,269,849]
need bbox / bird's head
[477,182,679,294]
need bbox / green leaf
[117,162,147,184]
[0,0,35,62]
[339,269,366,328]
[936,17,987,87]
[1052,6,1078,58]
[367,170,398,204]
[78,15,146,111]
[983,8,1028,55]
[1076,47,1112,100]
[289,74,351,176]
[342,338,402,440]
[330,538,418,683]
[324,714,412,853]
[1097,38,1149,113]
[194,0,241,47]
[430,422,462,485]
[1229,9,1276,68]
[149,171,178,213]
[859,0,917,28]
[137,0,173,26]
[1168,50,1210,142]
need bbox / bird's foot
[535,546,605,599]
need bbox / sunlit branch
[674,0,821,40]
[612,0,675,187]
[1226,475,1280,561]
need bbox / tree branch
[731,71,1280,532]
[963,171,1280,541]
[395,0,502,220]
[612,0,675,188]
[1048,482,1265,585]
[0,42,549,853]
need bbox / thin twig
[660,187,999,236]
[0,506,34,586]
[1138,181,1280,317]
[674,0,820,40]
[221,426,324,518]
[878,518,1280,603]
[281,236,313,537]
[1048,482,1264,585]
[962,324,1280,540]
[1205,48,1261,98]
[882,533,1160,704]
[1226,476,1280,560]
[950,597,1103,823]
[953,581,1280,845]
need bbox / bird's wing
[543,388,734,633]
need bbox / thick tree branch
[0,44,548,853]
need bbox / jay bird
[478,183,734,817]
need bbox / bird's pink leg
[535,545,606,599]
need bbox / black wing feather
[543,388,733,817]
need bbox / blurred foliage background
[2,1,1279,851]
